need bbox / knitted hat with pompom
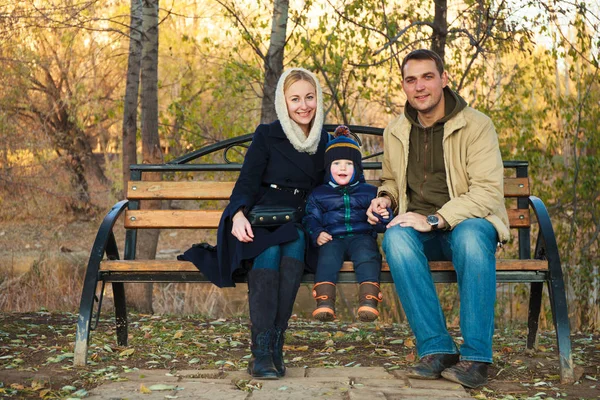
[324,125,363,184]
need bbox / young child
[303,125,391,322]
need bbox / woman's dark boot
[312,282,336,321]
[357,282,383,322]
[247,268,279,380]
[273,257,304,377]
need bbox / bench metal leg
[529,196,574,383]
[547,275,574,383]
[113,282,128,346]
[527,282,543,349]
[74,271,98,366]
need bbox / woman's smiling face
[285,79,317,135]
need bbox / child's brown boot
[357,282,382,322]
[312,282,336,321]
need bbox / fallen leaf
[148,384,177,391]
[173,330,183,339]
[140,384,152,394]
[119,348,135,357]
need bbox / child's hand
[377,208,390,219]
[316,232,332,246]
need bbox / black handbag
[247,205,302,227]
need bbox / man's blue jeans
[382,218,498,363]
[253,228,305,270]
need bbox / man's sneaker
[441,360,489,388]
[406,353,460,379]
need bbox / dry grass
[0,252,86,312]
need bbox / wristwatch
[426,214,439,230]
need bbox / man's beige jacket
[378,105,511,243]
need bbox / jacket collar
[389,105,468,143]
[268,121,327,182]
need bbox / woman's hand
[231,210,254,242]
[316,231,332,246]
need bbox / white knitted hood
[274,68,324,154]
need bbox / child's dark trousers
[315,234,381,283]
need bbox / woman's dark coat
[179,120,328,287]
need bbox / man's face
[401,59,448,117]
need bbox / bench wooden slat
[100,258,548,273]
[128,181,234,200]
[125,209,530,229]
[124,210,222,229]
[503,177,529,197]
[507,209,530,228]
[126,178,529,200]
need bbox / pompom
[333,125,351,138]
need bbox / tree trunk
[122,0,143,196]
[260,0,289,124]
[126,0,161,313]
[431,0,447,63]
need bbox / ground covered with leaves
[0,311,598,399]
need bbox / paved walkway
[87,367,474,399]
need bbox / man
[367,49,510,388]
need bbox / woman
[181,68,328,379]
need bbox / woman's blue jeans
[253,228,305,270]
[382,218,498,363]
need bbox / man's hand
[316,231,332,246]
[387,212,446,232]
[367,196,392,225]
[231,210,254,242]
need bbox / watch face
[427,215,439,225]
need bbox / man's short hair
[401,49,445,78]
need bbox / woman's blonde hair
[283,70,317,95]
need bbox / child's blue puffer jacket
[303,182,391,247]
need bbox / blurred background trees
[0,0,597,328]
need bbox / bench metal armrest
[528,195,562,276]
[528,195,574,383]
[74,200,129,366]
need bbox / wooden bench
[73,125,574,383]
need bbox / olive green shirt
[405,88,467,216]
